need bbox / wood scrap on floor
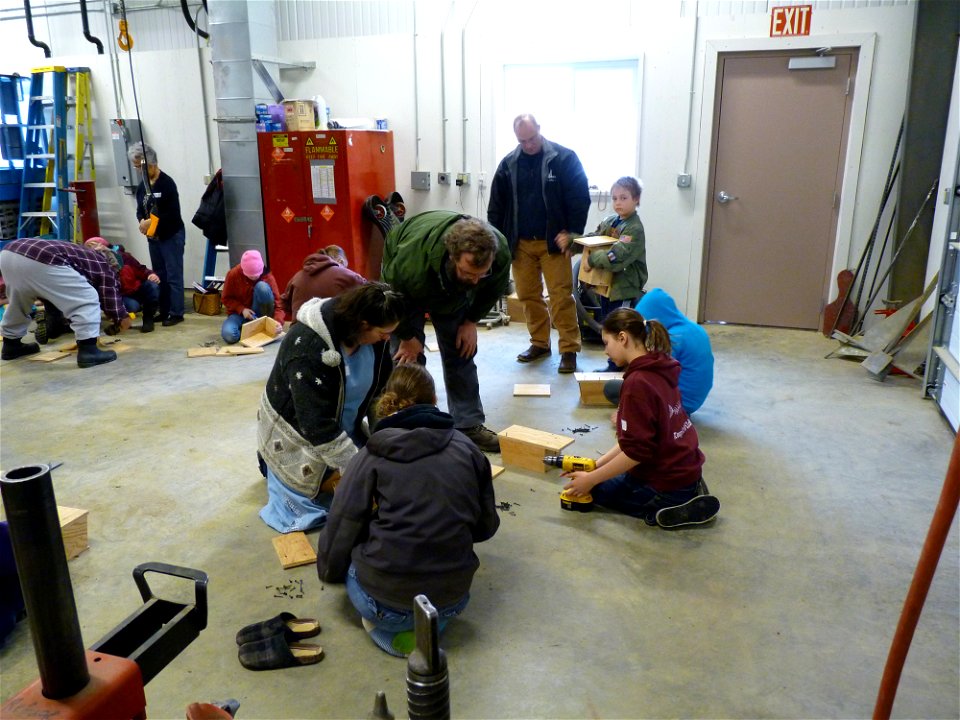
[240,317,284,348]
[271,532,317,569]
[187,346,265,358]
[514,383,550,396]
[29,350,72,362]
[490,464,505,479]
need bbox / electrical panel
[110,118,143,188]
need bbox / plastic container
[312,95,328,130]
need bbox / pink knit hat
[240,250,264,279]
[84,236,109,249]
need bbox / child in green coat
[580,176,648,319]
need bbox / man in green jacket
[381,211,511,453]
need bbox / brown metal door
[702,51,857,329]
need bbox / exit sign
[770,5,812,37]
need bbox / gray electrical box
[411,171,431,190]
[110,119,143,187]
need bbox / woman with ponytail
[561,307,720,528]
[317,364,499,657]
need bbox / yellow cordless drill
[543,455,596,512]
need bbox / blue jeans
[122,280,160,314]
[345,564,469,632]
[147,228,185,318]
[221,281,275,344]
[389,309,484,428]
[592,473,700,523]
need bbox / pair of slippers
[236,612,324,670]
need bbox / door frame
[688,33,877,320]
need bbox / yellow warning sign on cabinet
[328,137,337,145]
[305,138,314,146]
[272,134,289,148]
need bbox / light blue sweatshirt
[635,289,714,414]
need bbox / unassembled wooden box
[574,372,623,406]
[497,425,574,473]
[58,506,89,560]
[575,236,615,297]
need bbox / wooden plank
[272,532,317,569]
[219,346,265,355]
[58,505,89,560]
[574,235,616,248]
[574,372,621,406]
[187,347,219,358]
[30,350,72,362]
[513,383,550,396]
[497,424,574,473]
[490,464,505,479]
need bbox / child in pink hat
[220,250,284,343]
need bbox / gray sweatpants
[0,252,102,341]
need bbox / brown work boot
[459,424,501,453]
[517,345,551,363]
[558,352,578,374]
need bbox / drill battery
[544,455,597,512]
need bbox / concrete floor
[0,310,957,720]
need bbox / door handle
[716,190,738,204]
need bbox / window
[499,60,640,191]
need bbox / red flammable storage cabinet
[257,129,395,293]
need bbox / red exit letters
[770,5,812,37]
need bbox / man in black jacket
[487,114,590,374]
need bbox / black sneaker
[655,495,720,529]
[162,315,184,327]
[459,424,501,453]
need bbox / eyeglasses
[456,264,492,282]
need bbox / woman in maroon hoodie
[561,307,720,528]
[281,248,366,324]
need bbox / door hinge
[845,77,853,96]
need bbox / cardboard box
[283,99,317,131]
[575,236,615,298]
[497,425,574,473]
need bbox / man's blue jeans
[122,280,160,314]
[147,228,185,318]
[345,564,469,632]
[220,281,275,344]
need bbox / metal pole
[0,464,89,699]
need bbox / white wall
[279,0,919,318]
[0,0,924,311]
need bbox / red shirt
[221,264,284,323]
[616,352,705,492]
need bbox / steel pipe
[0,464,89,699]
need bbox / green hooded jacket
[381,210,512,340]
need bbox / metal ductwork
[207,0,277,267]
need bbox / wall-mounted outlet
[456,173,471,187]
[438,172,451,185]
[411,171,431,190]
[676,173,692,189]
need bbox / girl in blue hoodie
[603,288,714,415]
[563,308,720,528]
